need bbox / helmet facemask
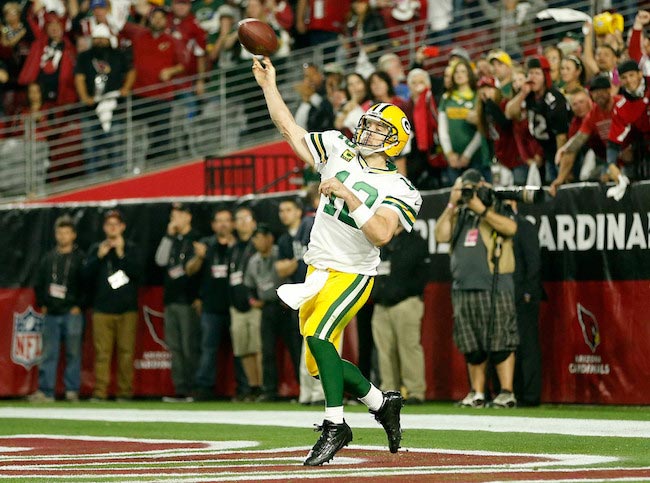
[354,114,399,156]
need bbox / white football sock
[324,406,344,424]
[359,384,384,411]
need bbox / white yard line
[0,408,648,438]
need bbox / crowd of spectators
[1,0,649,196]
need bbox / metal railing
[0,0,633,201]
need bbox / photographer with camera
[434,169,519,408]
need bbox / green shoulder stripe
[382,196,417,224]
[310,133,327,164]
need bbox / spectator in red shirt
[18,14,77,107]
[476,76,527,185]
[374,0,426,66]
[168,0,207,99]
[552,75,623,196]
[131,7,185,161]
[604,60,650,199]
[403,67,443,189]
[509,68,544,183]
[295,0,350,62]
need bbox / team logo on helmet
[401,117,411,136]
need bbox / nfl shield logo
[11,306,44,369]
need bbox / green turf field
[0,400,649,481]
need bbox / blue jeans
[81,110,124,174]
[195,311,230,389]
[38,312,84,397]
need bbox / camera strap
[487,230,503,353]
[450,207,472,251]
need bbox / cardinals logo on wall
[11,306,44,370]
[142,305,168,350]
[577,303,600,353]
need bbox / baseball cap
[526,55,550,71]
[487,50,512,67]
[104,209,124,222]
[588,74,611,91]
[253,223,273,236]
[477,76,497,89]
[90,0,108,8]
[171,202,191,213]
[449,47,470,63]
[618,59,640,76]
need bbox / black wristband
[479,207,489,217]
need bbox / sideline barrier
[1,182,649,403]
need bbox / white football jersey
[303,130,422,275]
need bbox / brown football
[237,19,278,56]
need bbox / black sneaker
[303,419,353,466]
[370,391,403,453]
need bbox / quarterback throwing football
[252,56,422,466]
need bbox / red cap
[477,76,497,88]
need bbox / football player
[252,56,422,466]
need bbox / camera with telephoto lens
[460,183,543,206]
[493,185,544,204]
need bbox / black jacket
[513,215,543,302]
[199,235,231,314]
[35,247,86,314]
[84,240,142,313]
[372,229,430,307]
[228,238,256,312]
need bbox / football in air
[237,19,279,56]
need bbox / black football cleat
[370,391,404,453]
[303,419,353,466]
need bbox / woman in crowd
[437,58,485,185]
[403,68,444,189]
[544,44,563,88]
[334,72,370,137]
[364,70,405,111]
[560,55,586,99]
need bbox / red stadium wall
[3,280,649,403]
[5,184,650,404]
[40,141,296,202]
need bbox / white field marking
[0,435,258,461]
[3,466,648,482]
[0,447,31,453]
[0,442,617,471]
[1,407,649,438]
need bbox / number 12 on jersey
[323,170,378,229]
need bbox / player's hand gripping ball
[237,19,279,56]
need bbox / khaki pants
[92,311,137,399]
[371,297,426,400]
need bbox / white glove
[606,174,629,201]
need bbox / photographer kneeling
[434,169,519,408]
